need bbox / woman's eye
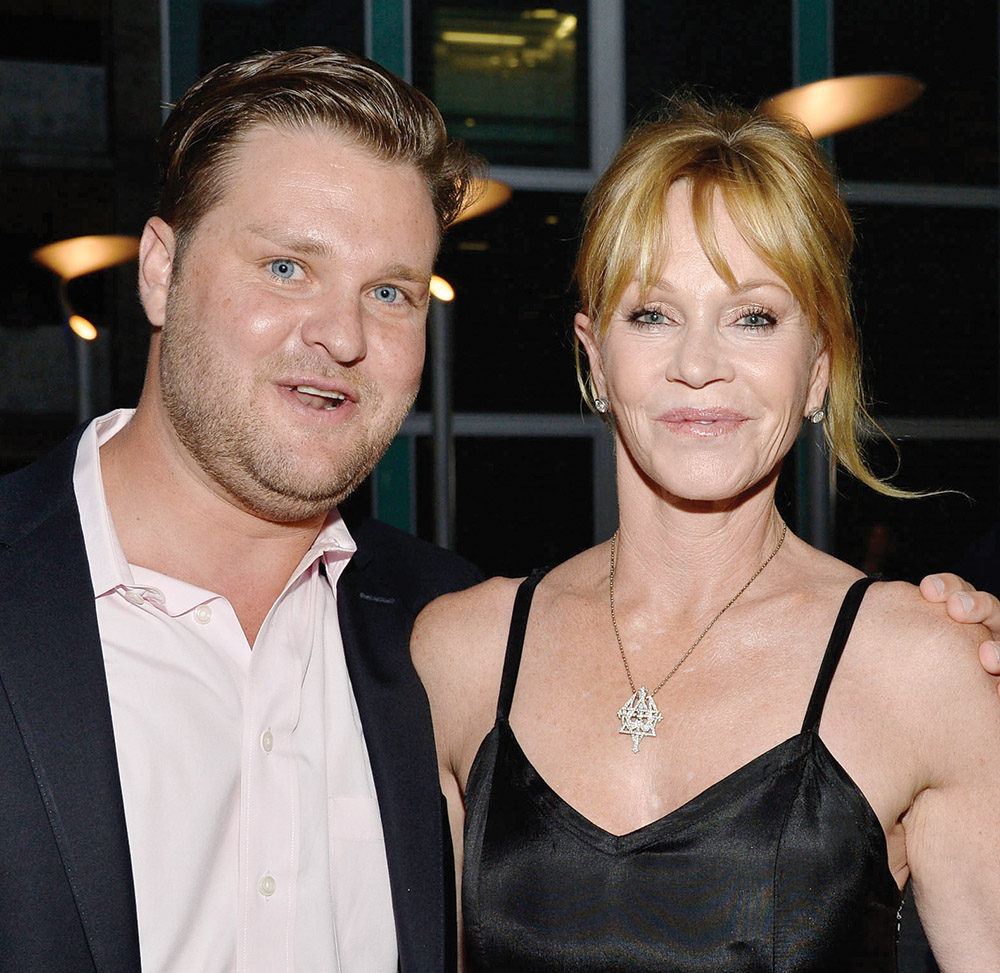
[738,310,776,329]
[629,308,667,326]
[373,285,400,303]
[270,259,299,279]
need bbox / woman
[412,99,1000,971]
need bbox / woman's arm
[895,599,1000,969]
[411,579,521,968]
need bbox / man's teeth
[296,385,345,399]
[294,385,346,409]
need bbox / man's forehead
[229,120,406,175]
[192,120,438,239]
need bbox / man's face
[149,123,438,523]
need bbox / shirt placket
[237,587,310,973]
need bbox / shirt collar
[73,409,137,597]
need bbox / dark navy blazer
[0,431,480,972]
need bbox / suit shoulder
[344,516,484,609]
[0,432,82,544]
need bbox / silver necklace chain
[609,521,787,753]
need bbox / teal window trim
[367,0,416,529]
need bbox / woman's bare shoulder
[413,576,524,655]
[852,579,994,732]
[412,545,604,664]
[861,579,987,657]
[410,576,526,770]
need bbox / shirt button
[193,604,213,624]
[258,874,276,897]
[123,590,145,606]
[261,730,274,753]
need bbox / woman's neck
[611,474,786,616]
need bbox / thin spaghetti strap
[496,569,548,720]
[801,577,877,733]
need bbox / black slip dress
[462,573,903,972]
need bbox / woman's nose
[664,324,734,387]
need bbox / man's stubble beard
[158,279,416,524]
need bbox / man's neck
[98,408,329,646]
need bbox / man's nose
[299,294,367,364]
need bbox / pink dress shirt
[72,410,398,972]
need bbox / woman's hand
[920,573,1000,686]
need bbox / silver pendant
[617,686,663,753]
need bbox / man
[0,48,478,972]
[0,46,996,973]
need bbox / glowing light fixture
[451,179,513,225]
[68,314,98,341]
[441,31,526,47]
[31,233,141,421]
[554,14,577,39]
[32,234,140,283]
[31,233,141,343]
[430,276,455,302]
[763,74,924,139]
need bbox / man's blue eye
[374,285,399,303]
[270,259,296,279]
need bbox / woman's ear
[138,217,177,330]
[805,343,831,417]
[574,312,607,400]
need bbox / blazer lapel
[338,558,449,973]
[0,440,140,972]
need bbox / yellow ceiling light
[32,234,140,281]
[430,276,456,302]
[31,233,141,345]
[763,74,924,139]
[68,315,98,341]
[554,14,577,39]
[451,179,513,225]
[441,31,527,47]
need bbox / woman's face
[576,182,829,507]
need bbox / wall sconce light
[450,179,512,225]
[764,73,924,139]
[31,234,140,421]
[429,275,456,302]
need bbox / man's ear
[138,217,176,330]
[574,312,607,400]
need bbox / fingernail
[930,576,945,596]
[957,592,974,614]
[991,643,1000,667]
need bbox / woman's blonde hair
[574,96,905,497]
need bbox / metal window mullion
[793,0,834,553]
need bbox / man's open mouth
[292,385,347,410]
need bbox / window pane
[834,439,1000,584]
[423,436,593,575]
[414,1,589,168]
[198,1,364,72]
[850,204,999,418]
[834,3,998,185]
[431,189,585,414]
[625,0,792,120]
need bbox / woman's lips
[659,407,747,435]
